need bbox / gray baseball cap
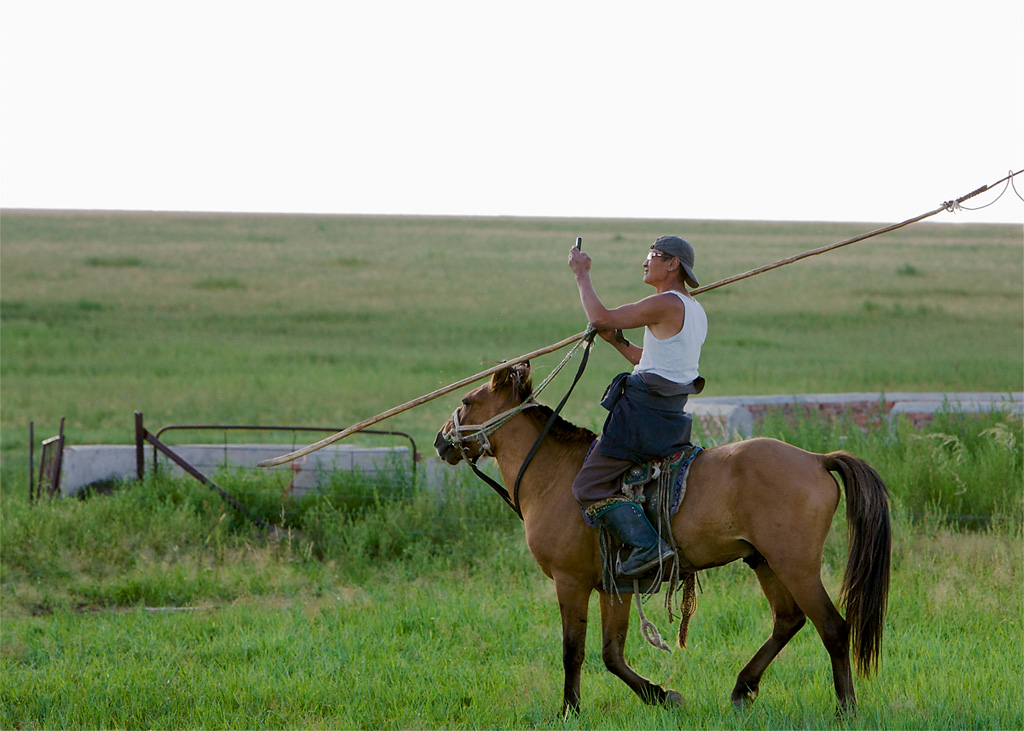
[652,235,699,288]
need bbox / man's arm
[568,248,683,332]
[599,328,642,365]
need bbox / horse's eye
[461,398,470,406]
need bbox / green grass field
[1,211,1022,728]
[1,467,1020,729]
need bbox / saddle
[598,444,702,596]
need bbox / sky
[1,1,1022,225]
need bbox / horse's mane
[510,368,597,447]
[522,404,598,447]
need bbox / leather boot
[594,501,676,577]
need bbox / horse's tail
[822,451,891,677]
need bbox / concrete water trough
[686,391,1022,442]
[28,412,421,499]
[59,442,412,498]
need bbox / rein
[445,329,597,520]
[510,329,597,516]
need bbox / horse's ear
[490,365,514,391]
[510,361,533,399]
[490,361,532,398]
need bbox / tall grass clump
[1,473,266,611]
[182,456,521,580]
[0,461,520,613]
[754,406,1023,530]
[296,464,520,580]
[887,410,1023,527]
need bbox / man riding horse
[568,235,707,578]
[437,236,888,714]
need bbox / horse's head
[434,361,534,465]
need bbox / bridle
[442,397,541,464]
[438,328,597,519]
[439,388,544,519]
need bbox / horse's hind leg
[731,561,807,708]
[776,568,857,714]
[598,592,682,706]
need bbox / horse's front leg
[554,576,591,716]
[598,591,683,706]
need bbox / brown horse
[434,362,891,716]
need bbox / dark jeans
[571,441,633,510]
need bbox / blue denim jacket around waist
[597,371,704,463]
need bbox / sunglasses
[645,251,673,263]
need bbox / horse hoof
[664,690,684,707]
[730,687,758,710]
[835,701,858,719]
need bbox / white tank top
[633,290,707,385]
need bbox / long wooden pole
[692,168,1019,294]
[691,168,1021,295]
[691,207,944,295]
[257,330,589,467]
[260,171,1020,468]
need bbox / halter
[442,397,541,464]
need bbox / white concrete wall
[59,443,410,497]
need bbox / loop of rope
[959,169,1024,210]
[1013,171,1024,203]
[634,582,671,652]
[945,169,1022,212]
